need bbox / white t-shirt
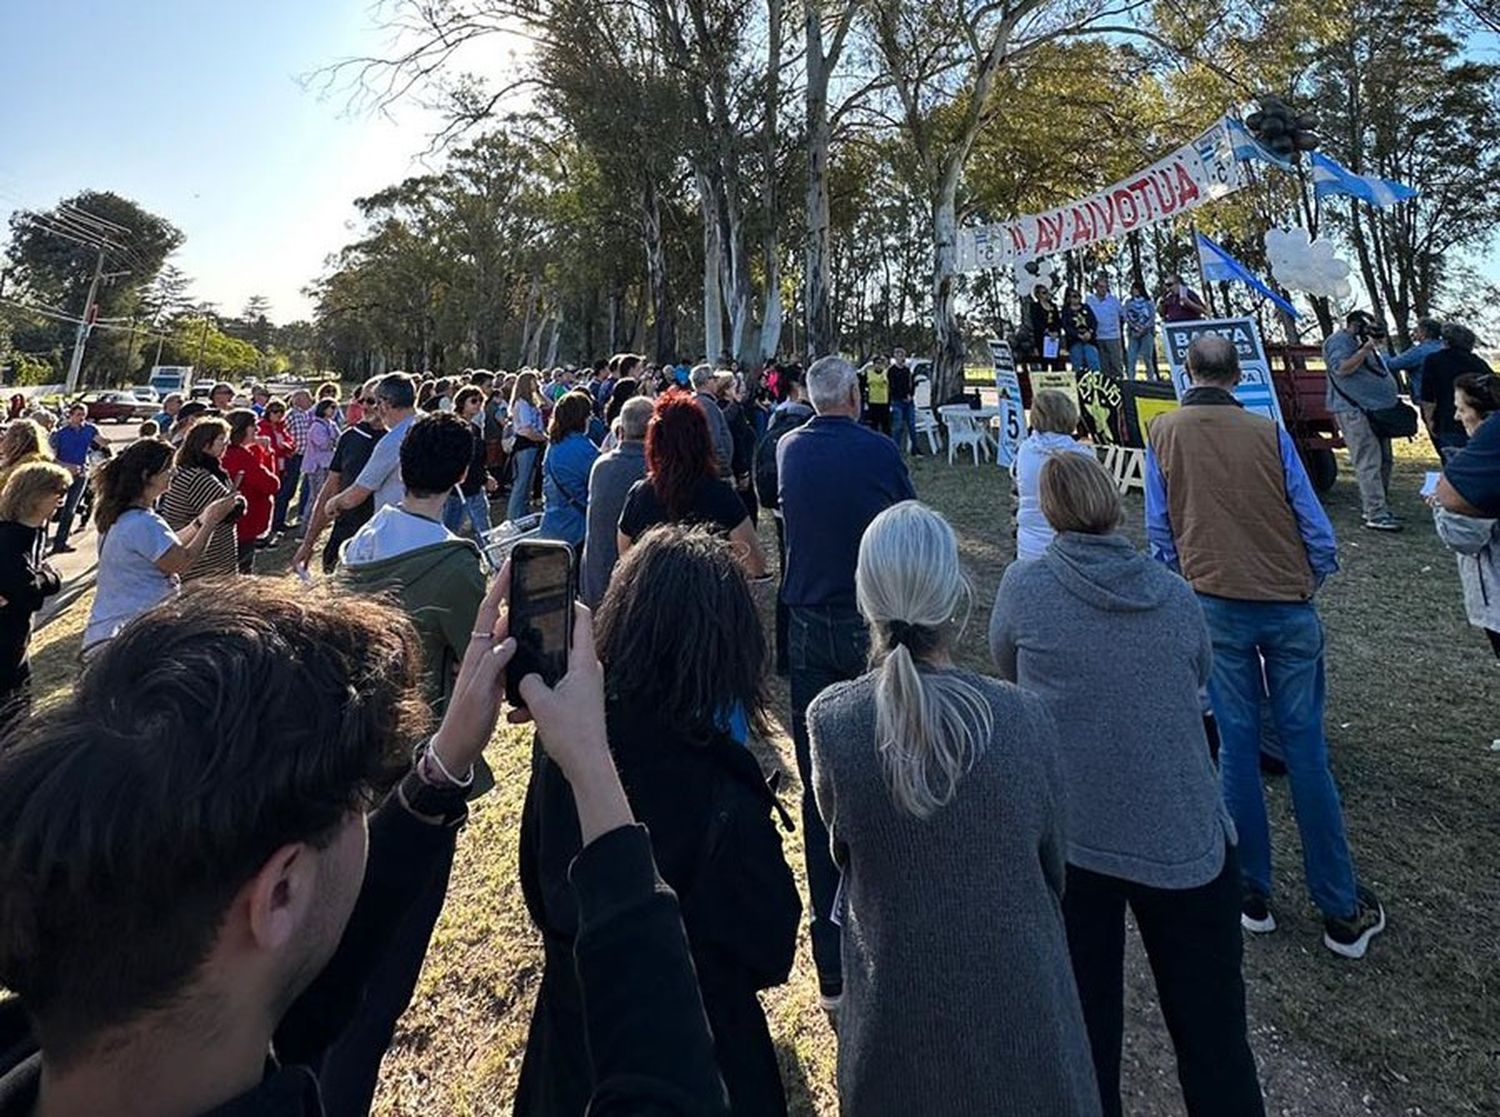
[341,504,456,566]
[1013,433,1097,562]
[354,413,416,512]
[84,507,179,648]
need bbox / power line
[0,295,173,342]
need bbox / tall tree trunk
[545,311,563,368]
[804,9,837,361]
[608,280,622,354]
[642,181,674,363]
[698,167,726,362]
[518,273,541,367]
[759,0,785,364]
[719,161,754,364]
[930,190,966,402]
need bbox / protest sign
[1028,370,1078,411]
[957,119,1244,272]
[991,339,1025,467]
[1160,316,1286,428]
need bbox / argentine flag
[1309,152,1418,208]
[1196,233,1300,320]
[1224,115,1294,170]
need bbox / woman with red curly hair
[617,392,766,577]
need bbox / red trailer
[1266,344,1343,493]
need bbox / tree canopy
[6,0,1496,395]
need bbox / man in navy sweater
[777,355,914,1017]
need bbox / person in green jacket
[327,411,490,1112]
[340,412,487,722]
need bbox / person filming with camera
[1323,310,1404,533]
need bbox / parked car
[78,390,156,423]
[127,385,160,405]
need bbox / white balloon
[1333,277,1353,300]
[1287,227,1312,249]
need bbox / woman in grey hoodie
[988,452,1263,1117]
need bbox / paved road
[37,420,140,627]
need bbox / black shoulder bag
[1328,366,1419,439]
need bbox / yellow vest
[867,369,890,404]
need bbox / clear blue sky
[0,0,516,324]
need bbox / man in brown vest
[1145,333,1386,960]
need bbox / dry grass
[26,434,1497,1115]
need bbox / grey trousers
[1339,409,1393,518]
[1098,337,1126,379]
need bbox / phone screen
[505,541,575,706]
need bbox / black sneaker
[1241,891,1277,934]
[50,542,76,555]
[1324,885,1386,959]
[1362,513,1403,533]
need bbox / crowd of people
[0,304,1495,1117]
[1021,272,1208,380]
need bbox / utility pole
[63,246,106,396]
[195,314,211,372]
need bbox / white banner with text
[957,119,1245,273]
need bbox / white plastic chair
[938,405,990,465]
[910,377,943,455]
[479,512,542,572]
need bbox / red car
[79,391,155,423]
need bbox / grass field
[26,434,1498,1115]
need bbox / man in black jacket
[0,577,728,1116]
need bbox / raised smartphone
[504,539,576,708]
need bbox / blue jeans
[508,445,541,523]
[788,603,870,998]
[1125,333,1159,379]
[444,489,492,536]
[889,399,919,453]
[273,452,303,531]
[1196,595,1358,919]
[52,471,89,547]
[1070,343,1101,372]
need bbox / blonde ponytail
[858,502,994,819]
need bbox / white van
[148,365,194,396]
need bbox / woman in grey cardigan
[988,452,1263,1117]
[808,500,1099,1117]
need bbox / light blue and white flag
[1224,115,1295,170]
[1309,152,1418,208]
[1196,233,1300,320]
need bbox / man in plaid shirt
[274,388,315,532]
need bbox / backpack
[753,405,813,511]
[680,738,801,991]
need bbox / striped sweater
[159,466,239,581]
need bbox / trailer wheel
[1304,447,1337,493]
